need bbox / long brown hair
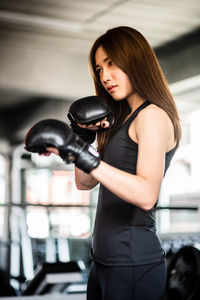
[89,26,181,157]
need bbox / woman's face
[95,46,134,101]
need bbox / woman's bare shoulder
[135,103,176,151]
[136,103,170,125]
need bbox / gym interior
[0,1,200,299]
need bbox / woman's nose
[102,69,111,83]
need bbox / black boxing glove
[24,119,100,173]
[67,96,115,144]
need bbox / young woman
[73,26,181,300]
[45,26,181,299]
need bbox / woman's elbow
[140,192,159,211]
[141,201,155,211]
[75,182,91,190]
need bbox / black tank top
[91,100,177,266]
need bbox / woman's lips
[107,85,117,92]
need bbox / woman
[47,26,181,299]
[73,26,181,300]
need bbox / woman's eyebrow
[95,57,110,68]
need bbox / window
[0,154,7,238]
[24,168,92,239]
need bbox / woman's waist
[92,225,164,265]
[95,223,156,239]
[95,202,156,228]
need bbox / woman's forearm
[91,161,162,210]
[75,167,99,190]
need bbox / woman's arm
[45,147,99,191]
[75,167,99,190]
[91,106,173,210]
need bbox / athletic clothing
[91,100,177,266]
[87,260,167,300]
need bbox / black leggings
[87,260,167,300]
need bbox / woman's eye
[108,60,113,66]
[96,68,102,73]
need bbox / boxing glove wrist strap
[75,144,100,173]
[59,136,100,174]
[69,122,96,144]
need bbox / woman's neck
[127,93,145,113]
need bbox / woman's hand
[77,117,110,131]
[38,118,110,158]
[40,147,59,156]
